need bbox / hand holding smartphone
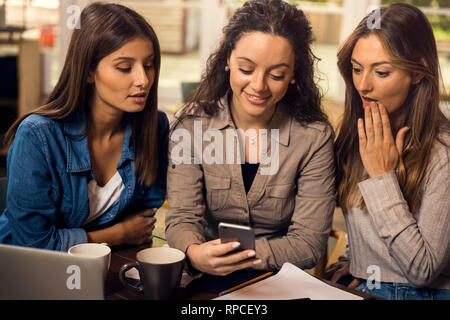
[218,222,255,251]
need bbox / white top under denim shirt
[345,133,450,290]
[84,171,125,226]
[0,110,169,251]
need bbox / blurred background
[0,0,447,267]
[0,0,448,171]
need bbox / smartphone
[218,222,255,251]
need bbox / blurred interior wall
[336,0,381,102]
[200,0,227,69]
[58,0,92,74]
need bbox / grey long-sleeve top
[345,134,450,289]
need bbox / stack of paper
[214,263,363,300]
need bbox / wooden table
[105,240,376,300]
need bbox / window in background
[0,0,59,148]
[2,0,447,119]
[2,0,58,28]
[1,0,59,96]
[381,0,449,98]
[119,0,202,113]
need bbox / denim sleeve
[141,111,169,209]
[5,121,87,251]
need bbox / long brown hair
[177,0,328,126]
[335,3,450,212]
[4,2,161,186]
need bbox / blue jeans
[356,281,450,300]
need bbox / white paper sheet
[214,262,363,300]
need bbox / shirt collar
[209,93,291,147]
[117,116,134,166]
[267,105,291,147]
[63,111,134,173]
[208,94,235,131]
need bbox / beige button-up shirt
[165,97,336,271]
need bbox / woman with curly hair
[166,0,335,276]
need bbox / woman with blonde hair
[326,3,450,300]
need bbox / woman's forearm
[86,223,124,246]
[358,168,450,287]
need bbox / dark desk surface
[105,241,376,300]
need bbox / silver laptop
[0,244,105,300]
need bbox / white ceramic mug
[68,243,111,281]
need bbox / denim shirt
[0,110,168,251]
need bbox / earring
[225,66,230,72]
[290,79,296,84]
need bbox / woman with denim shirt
[0,3,168,251]
[325,3,450,300]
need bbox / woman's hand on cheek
[186,239,261,276]
[358,102,409,178]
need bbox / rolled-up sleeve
[5,121,87,251]
[358,151,450,287]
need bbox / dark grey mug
[119,247,185,300]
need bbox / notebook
[0,244,105,300]
[187,269,272,294]
[214,262,364,300]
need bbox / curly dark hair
[180,0,328,125]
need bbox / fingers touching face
[359,102,396,145]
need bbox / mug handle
[119,262,143,293]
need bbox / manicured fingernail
[253,259,262,265]
[248,251,256,258]
[232,242,240,249]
